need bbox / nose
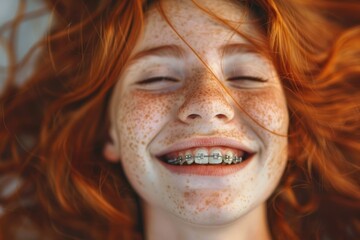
[177,79,235,124]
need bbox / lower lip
[157,155,253,176]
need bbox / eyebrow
[219,43,261,56]
[128,44,185,63]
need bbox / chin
[168,201,253,227]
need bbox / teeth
[177,156,186,165]
[167,158,180,165]
[194,149,208,164]
[223,151,233,164]
[185,151,194,165]
[209,149,222,164]
[233,156,243,164]
[163,148,248,165]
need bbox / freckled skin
[108,0,289,238]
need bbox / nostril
[216,114,227,119]
[186,113,229,121]
[188,114,200,119]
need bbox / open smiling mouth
[154,138,256,176]
[157,147,253,166]
[155,146,255,176]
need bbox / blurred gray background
[0,0,49,216]
[0,0,49,88]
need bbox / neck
[142,202,272,240]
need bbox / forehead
[132,0,262,55]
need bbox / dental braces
[166,153,243,165]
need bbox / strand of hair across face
[156,0,288,138]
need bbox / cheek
[114,91,178,183]
[231,87,289,135]
[231,88,289,190]
[265,143,288,181]
[117,91,176,147]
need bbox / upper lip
[153,137,256,157]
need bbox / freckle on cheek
[231,88,287,132]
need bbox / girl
[0,0,359,239]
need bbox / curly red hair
[0,0,359,239]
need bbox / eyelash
[227,76,268,82]
[137,76,179,85]
[136,76,268,91]
[135,75,267,87]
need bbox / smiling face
[106,0,289,226]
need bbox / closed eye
[227,76,268,82]
[137,76,179,85]
[226,75,269,89]
[134,76,181,92]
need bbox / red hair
[0,0,359,239]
